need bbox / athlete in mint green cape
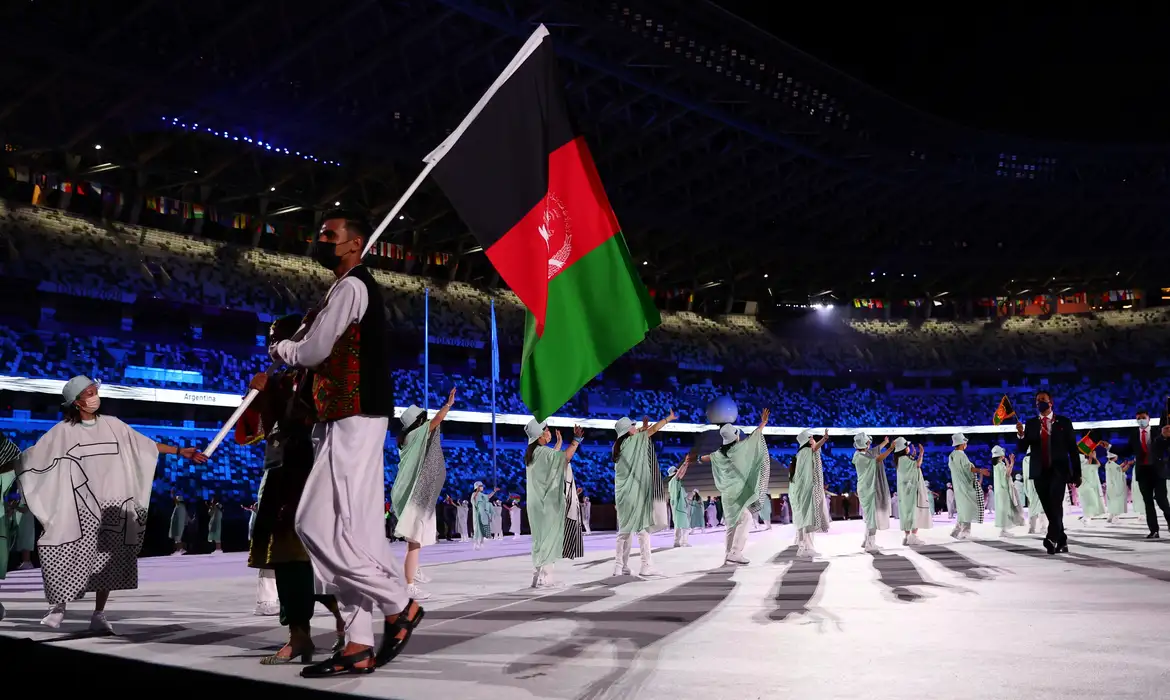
[524,419,584,589]
[611,412,674,577]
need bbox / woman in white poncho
[524,419,585,588]
[1077,450,1106,525]
[1103,451,1134,523]
[991,446,1025,537]
[790,427,831,558]
[894,438,931,546]
[611,413,674,577]
[391,388,455,601]
[851,433,894,553]
[667,460,692,547]
[491,499,504,540]
[948,433,990,540]
[695,410,771,565]
[454,498,469,541]
[3,376,208,632]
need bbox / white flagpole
[203,23,552,457]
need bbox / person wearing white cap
[851,433,894,553]
[991,446,1025,537]
[694,410,772,565]
[391,388,456,601]
[491,498,504,540]
[471,481,499,550]
[667,459,693,547]
[789,426,831,558]
[947,433,989,540]
[455,498,470,541]
[506,496,523,538]
[894,438,930,546]
[945,483,956,519]
[611,413,675,577]
[1102,451,1134,523]
[3,375,208,633]
[1076,447,1106,526]
[524,418,585,587]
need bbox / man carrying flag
[1015,390,1082,554]
[428,25,660,420]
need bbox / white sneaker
[902,535,910,546]
[413,568,431,584]
[725,554,750,565]
[954,528,970,541]
[949,525,961,539]
[1027,521,1037,534]
[406,583,431,601]
[89,612,115,635]
[638,566,666,578]
[1107,515,1117,524]
[254,601,280,616]
[999,529,1015,538]
[612,565,627,577]
[170,550,183,557]
[906,534,925,546]
[40,603,66,629]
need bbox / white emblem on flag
[537,193,572,279]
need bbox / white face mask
[79,395,101,413]
[1138,418,1150,429]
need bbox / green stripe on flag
[520,232,659,420]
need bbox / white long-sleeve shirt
[273,275,368,368]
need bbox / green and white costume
[612,422,668,575]
[948,433,982,538]
[991,447,1024,532]
[708,424,771,565]
[391,408,447,547]
[895,447,932,536]
[1103,453,1128,518]
[790,429,830,558]
[1077,455,1105,521]
[668,468,691,546]
[852,433,891,551]
[524,419,578,587]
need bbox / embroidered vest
[311,265,393,422]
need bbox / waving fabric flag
[429,26,660,420]
[992,395,1016,426]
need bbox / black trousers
[1033,472,1068,546]
[1137,476,1170,534]
[273,561,337,629]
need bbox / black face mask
[1036,400,1051,414]
[311,240,343,270]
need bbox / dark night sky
[709,4,1170,143]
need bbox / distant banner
[902,370,953,378]
[37,281,136,304]
[427,335,485,349]
[0,374,1149,436]
[678,362,723,372]
[786,368,836,377]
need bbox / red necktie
[1141,429,1148,463]
[1040,417,1050,467]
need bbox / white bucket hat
[614,417,634,436]
[952,432,968,447]
[852,433,870,450]
[667,465,678,477]
[525,418,547,444]
[719,424,739,445]
[893,437,908,452]
[473,481,484,490]
[796,429,814,447]
[62,375,99,407]
[400,405,424,429]
[991,445,1005,458]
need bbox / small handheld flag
[992,395,1016,426]
[1076,434,1098,456]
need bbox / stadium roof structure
[2,0,1169,307]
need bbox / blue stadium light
[160,115,341,167]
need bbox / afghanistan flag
[1076,434,1097,456]
[992,395,1015,426]
[429,26,660,420]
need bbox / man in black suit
[1015,390,1081,554]
[1106,409,1170,538]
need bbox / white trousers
[296,415,407,647]
[256,569,278,605]
[673,527,689,546]
[725,509,751,558]
[615,531,653,570]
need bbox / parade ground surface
[3,514,1169,699]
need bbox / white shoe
[949,525,961,539]
[40,604,66,629]
[254,601,280,616]
[170,550,183,557]
[999,529,1014,538]
[1107,515,1117,524]
[953,528,969,541]
[89,612,115,635]
[1027,522,1037,534]
[638,566,666,578]
[902,535,910,546]
[725,554,750,565]
[406,583,431,600]
[413,568,431,584]
[612,565,628,577]
[906,534,925,546]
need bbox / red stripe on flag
[485,136,620,336]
